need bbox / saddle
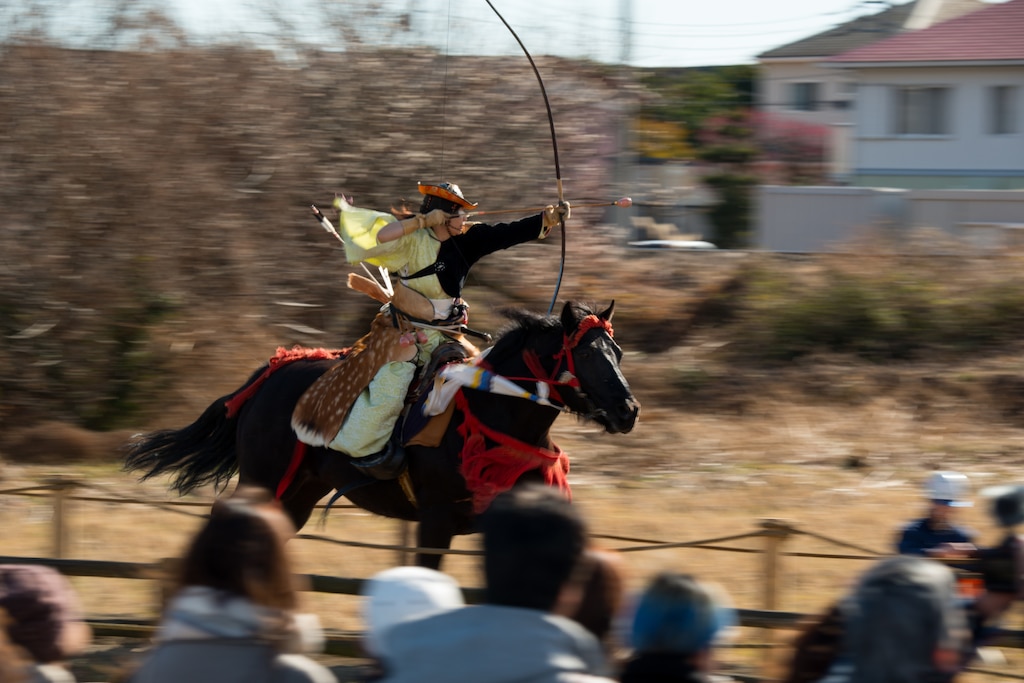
[290,273,471,449]
[320,342,467,482]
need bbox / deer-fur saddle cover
[290,273,429,447]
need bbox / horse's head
[557,301,639,434]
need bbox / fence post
[397,522,413,566]
[46,477,77,559]
[760,518,795,678]
[761,518,794,610]
[156,557,180,616]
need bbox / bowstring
[435,0,483,306]
[482,0,565,316]
[439,0,452,180]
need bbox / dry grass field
[6,246,1024,680]
[5,322,1024,680]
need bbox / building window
[990,85,1018,135]
[832,81,855,110]
[892,86,949,135]
[790,82,819,111]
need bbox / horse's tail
[122,367,266,494]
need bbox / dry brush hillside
[0,44,637,436]
[4,44,1024,488]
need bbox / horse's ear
[560,301,577,332]
[598,300,615,322]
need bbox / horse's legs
[415,505,460,569]
[279,479,332,532]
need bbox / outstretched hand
[541,201,571,233]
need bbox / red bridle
[507,314,615,405]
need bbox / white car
[627,240,717,250]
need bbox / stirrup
[349,436,407,480]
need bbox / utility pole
[619,0,632,65]
[613,0,637,234]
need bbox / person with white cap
[360,565,465,664]
[896,471,977,557]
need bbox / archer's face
[444,214,467,236]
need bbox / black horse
[124,301,639,567]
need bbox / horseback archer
[292,182,570,478]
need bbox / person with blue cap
[619,572,737,683]
[896,471,977,557]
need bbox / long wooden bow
[484,0,565,316]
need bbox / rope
[0,478,935,561]
[790,528,888,557]
[964,668,1024,681]
[0,485,66,495]
[613,530,767,554]
[0,482,357,509]
[296,533,482,556]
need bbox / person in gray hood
[128,486,337,683]
[376,484,615,683]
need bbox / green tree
[698,110,759,248]
[638,65,755,147]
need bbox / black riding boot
[349,430,407,480]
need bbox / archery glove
[541,201,571,236]
[402,208,451,234]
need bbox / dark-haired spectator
[932,483,1024,657]
[563,549,627,654]
[128,485,337,683]
[619,572,736,683]
[0,565,91,683]
[377,484,615,682]
[970,485,1024,625]
[780,604,844,683]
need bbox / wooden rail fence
[2,478,1023,681]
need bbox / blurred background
[3,1,1024,678]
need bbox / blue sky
[10,0,1011,68]
[171,0,889,66]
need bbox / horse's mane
[484,302,596,367]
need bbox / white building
[828,0,1024,189]
[756,0,983,179]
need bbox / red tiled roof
[832,0,1024,63]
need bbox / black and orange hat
[418,182,478,214]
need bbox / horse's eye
[577,349,591,360]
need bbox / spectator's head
[361,566,464,657]
[179,485,300,611]
[985,483,1024,529]
[836,555,967,682]
[925,471,972,521]
[0,565,91,664]
[563,549,627,646]
[628,572,735,668]
[479,484,587,611]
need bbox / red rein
[506,314,615,403]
